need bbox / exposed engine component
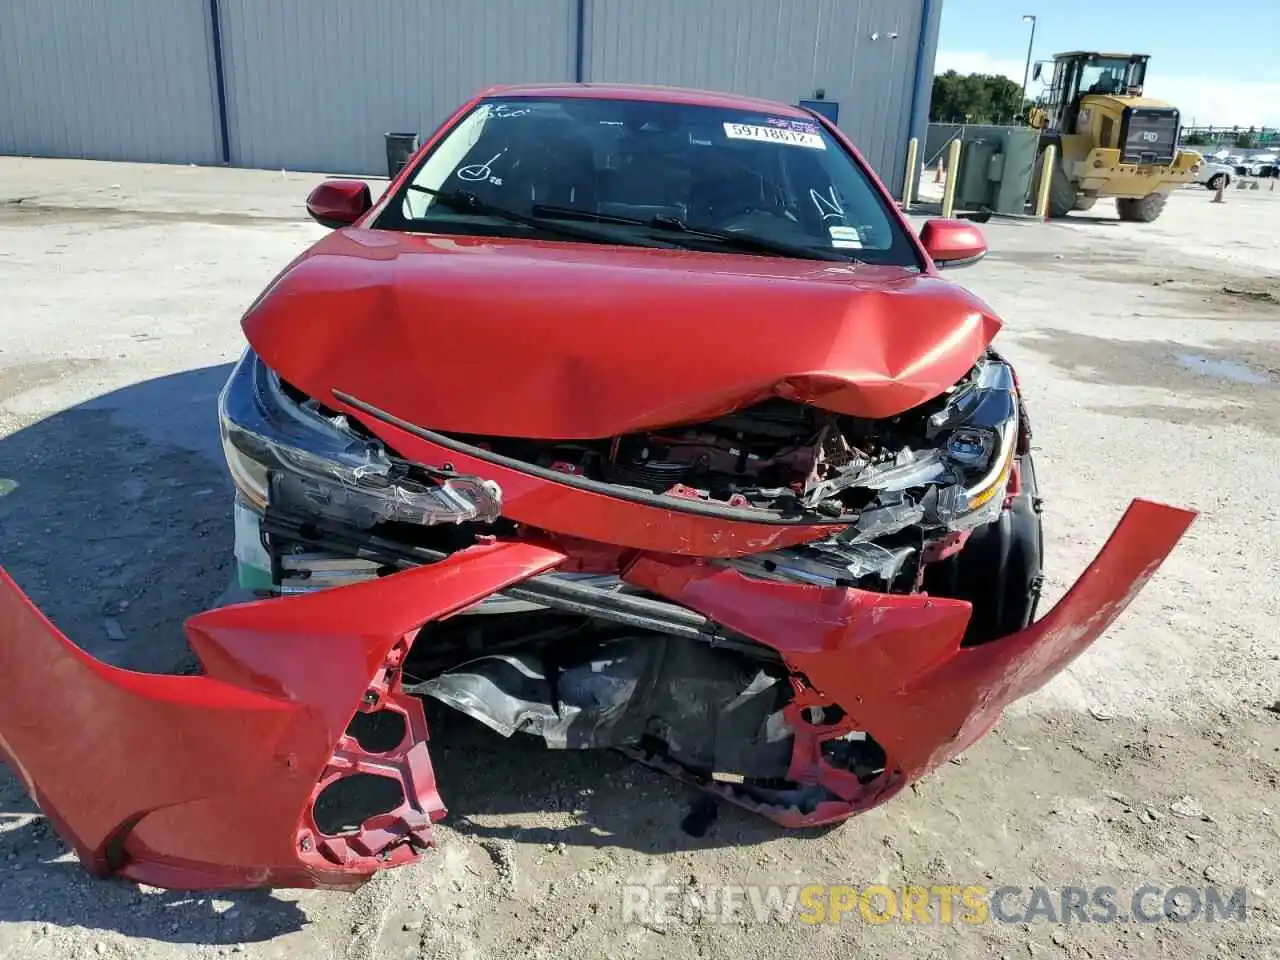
[409,631,798,780]
[436,354,1016,535]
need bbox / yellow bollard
[902,137,919,211]
[1035,144,1057,220]
[940,138,962,218]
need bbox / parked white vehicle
[1195,160,1234,190]
[1219,154,1249,175]
[1248,153,1278,177]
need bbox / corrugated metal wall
[216,0,578,173]
[0,0,222,165]
[585,0,925,192]
[0,0,940,188]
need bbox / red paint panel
[0,542,565,889]
[918,218,988,265]
[349,409,843,557]
[243,230,1000,441]
[305,180,372,228]
[625,499,1197,825]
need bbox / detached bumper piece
[0,542,564,890]
[0,502,1193,890]
[624,499,1196,825]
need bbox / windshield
[374,96,920,267]
[1079,57,1146,96]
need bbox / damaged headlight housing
[217,348,502,527]
[928,356,1020,528]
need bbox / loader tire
[1116,193,1168,222]
[1035,150,1078,218]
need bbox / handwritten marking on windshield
[492,104,531,118]
[458,151,505,182]
[810,187,844,221]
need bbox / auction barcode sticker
[723,122,826,149]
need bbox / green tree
[930,71,1029,124]
[1183,132,1209,146]
[1235,132,1257,149]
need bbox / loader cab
[1033,52,1149,134]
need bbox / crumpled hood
[243,229,1002,438]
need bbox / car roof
[474,82,811,117]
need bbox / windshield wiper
[531,204,851,262]
[407,186,669,248]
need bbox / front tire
[1035,150,1078,218]
[922,454,1044,646]
[1116,193,1168,222]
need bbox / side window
[1049,60,1065,110]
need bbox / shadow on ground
[0,364,236,674]
[0,364,304,944]
[0,806,306,945]
[0,366,796,945]
[425,700,826,852]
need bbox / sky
[936,0,1280,129]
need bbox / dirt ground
[1,157,1278,959]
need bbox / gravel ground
[1,157,1278,959]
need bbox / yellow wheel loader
[1029,52,1200,221]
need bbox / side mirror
[919,218,987,269]
[306,179,372,229]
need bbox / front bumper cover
[0,541,566,890]
[0,499,1193,889]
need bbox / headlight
[217,348,502,527]
[927,356,1020,528]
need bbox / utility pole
[1020,15,1038,114]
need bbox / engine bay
[446,386,967,519]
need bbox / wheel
[1035,150,1078,218]
[922,454,1044,646]
[1206,173,1228,191]
[1116,193,1168,222]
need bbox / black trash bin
[384,132,420,179]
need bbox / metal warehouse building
[0,0,941,195]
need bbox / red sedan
[0,83,1195,891]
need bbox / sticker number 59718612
[722,122,826,150]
